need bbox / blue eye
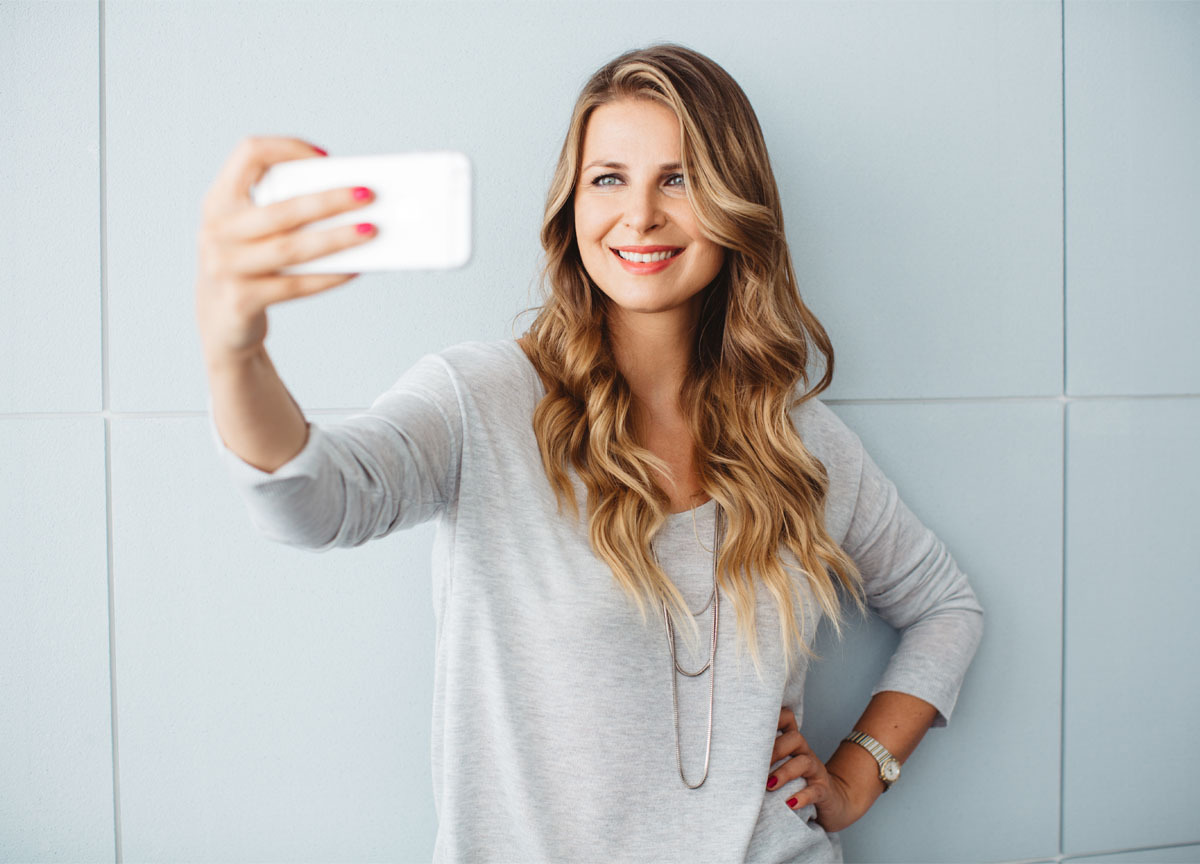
[665,173,685,187]
[592,174,621,186]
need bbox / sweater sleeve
[839,436,985,728]
[207,352,463,551]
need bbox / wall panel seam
[7,393,1200,424]
[1059,0,1068,858]
[99,1,123,861]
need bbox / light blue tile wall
[3,1,1197,862]
[109,416,438,862]
[0,0,101,412]
[1062,400,1200,854]
[1065,0,1200,396]
[0,417,114,861]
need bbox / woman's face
[573,98,725,324]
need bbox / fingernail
[786,797,798,808]
[356,223,375,235]
[311,145,328,156]
[353,186,372,201]
[766,776,777,789]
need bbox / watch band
[843,730,901,792]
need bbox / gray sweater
[209,339,983,863]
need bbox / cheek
[573,206,611,268]
[672,208,723,274]
[571,214,602,281]
[696,242,725,280]
[572,198,606,244]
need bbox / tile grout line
[98,1,123,861]
[1059,0,1069,858]
[1059,405,1069,861]
[1059,841,1200,862]
[3,391,1198,423]
[1061,0,1070,402]
[997,838,1200,864]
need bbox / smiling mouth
[611,247,684,263]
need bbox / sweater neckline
[665,497,716,524]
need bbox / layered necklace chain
[655,502,723,789]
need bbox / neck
[607,303,699,419]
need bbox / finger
[787,781,829,810]
[203,136,326,219]
[770,729,812,764]
[767,753,823,789]
[225,220,377,278]
[219,184,372,244]
[250,270,363,309]
[777,706,798,735]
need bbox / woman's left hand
[766,706,862,834]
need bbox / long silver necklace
[655,502,722,789]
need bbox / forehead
[581,98,681,160]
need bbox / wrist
[204,343,267,377]
[826,742,886,819]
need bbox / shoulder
[437,339,529,371]
[399,340,542,397]
[789,395,867,543]
[408,340,544,426]
[789,395,864,471]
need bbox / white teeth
[616,249,679,263]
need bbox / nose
[622,182,665,235]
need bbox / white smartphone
[250,151,472,274]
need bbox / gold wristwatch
[843,731,901,792]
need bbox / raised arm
[197,136,462,548]
[195,135,377,472]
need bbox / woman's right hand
[194,136,378,368]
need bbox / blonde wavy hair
[517,44,866,678]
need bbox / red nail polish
[311,145,328,157]
[786,797,798,808]
[356,223,375,234]
[766,776,777,789]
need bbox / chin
[601,288,703,318]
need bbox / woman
[197,44,983,862]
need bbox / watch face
[882,760,901,783]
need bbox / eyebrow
[582,160,683,172]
